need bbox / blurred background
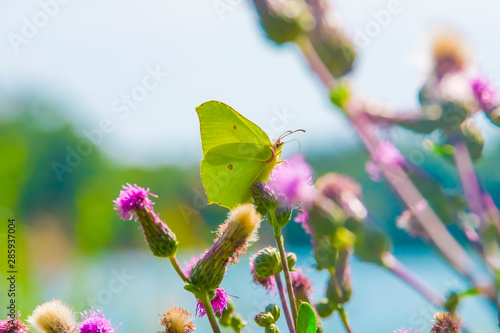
[1,0,500,331]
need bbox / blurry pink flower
[366,142,405,181]
[268,154,315,208]
[471,77,497,111]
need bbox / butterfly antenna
[283,138,302,154]
[278,129,306,142]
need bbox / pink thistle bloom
[290,269,313,299]
[366,142,405,182]
[113,183,157,220]
[195,288,229,317]
[0,312,29,333]
[394,328,420,333]
[471,77,497,111]
[79,308,120,333]
[268,154,315,208]
[250,256,276,293]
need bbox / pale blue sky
[1,0,500,166]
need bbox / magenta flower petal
[113,183,157,220]
[471,77,497,111]
[79,308,120,333]
[394,328,419,333]
[195,288,229,318]
[268,154,315,208]
[366,142,405,181]
[0,312,29,333]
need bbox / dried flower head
[268,154,315,208]
[79,308,119,333]
[28,299,76,333]
[160,308,196,333]
[431,312,462,333]
[189,204,261,291]
[195,288,229,318]
[432,30,468,78]
[0,312,29,333]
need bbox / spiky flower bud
[286,252,297,270]
[252,247,282,279]
[252,0,314,45]
[275,206,293,227]
[160,308,196,333]
[190,204,261,290]
[114,184,178,258]
[252,182,279,216]
[430,312,462,333]
[255,313,275,327]
[264,304,281,322]
[28,299,76,333]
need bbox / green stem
[337,305,353,333]
[199,291,221,333]
[169,255,189,283]
[271,210,299,326]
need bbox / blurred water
[39,246,498,332]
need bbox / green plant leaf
[297,302,317,333]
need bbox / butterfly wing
[201,142,276,208]
[196,101,272,155]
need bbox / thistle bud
[230,314,246,332]
[28,299,76,333]
[255,313,275,327]
[264,304,281,322]
[326,250,352,305]
[252,182,279,216]
[160,308,196,333]
[430,312,462,333]
[275,206,293,227]
[190,204,261,290]
[252,247,282,279]
[308,1,356,78]
[315,300,335,318]
[252,0,314,45]
[286,252,297,270]
[353,225,391,265]
[114,184,178,258]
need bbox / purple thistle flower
[366,141,405,181]
[79,308,120,333]
[394,328,420,333]
[0,312,29,333]
[195,288,229,317]
[113,183,157,220]
[471,77,497,111]
[290,269,313,300]
[268,154,315,208]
